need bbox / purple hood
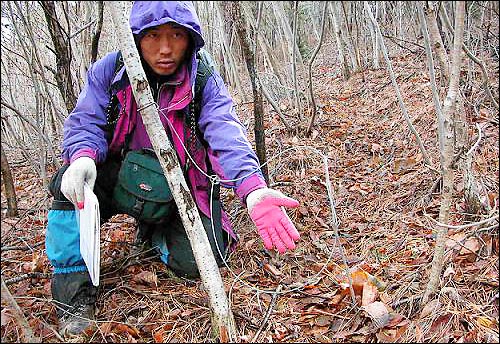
[129,1,205,51]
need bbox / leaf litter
[1,46,499,342]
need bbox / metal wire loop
[208,174,220,185]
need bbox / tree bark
[215,2,246,102]
[306,2,328,135]
[366,1,380,69]
[422,1,466,305]
[248,1,291,132]
[291,1,302,121]
[329,2,350,80]
[108,2,237,341]
[417,2,445,162]
[228,1,269,184]
[439,4,499,111]
[423,1,450,84]
[39,1,77,113]
[90,1,104,64]
[1,148,18,218]
[340,2,361,73]
[437,3,490,216]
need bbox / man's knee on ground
[167,249,225,279]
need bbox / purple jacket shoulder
[61,51,121,164]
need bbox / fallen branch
[424,213,498,230]
[1,276,37,342]
[4,272,51,286]
[252,284,282,342]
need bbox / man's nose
[159,37,172,55]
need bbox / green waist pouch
[113,149,175,224]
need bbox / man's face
[140,23,190,76]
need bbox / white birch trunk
[329,2,350,80]
[365,1,379,69]
[417,2,445,162]
[108,2,237,341]
[422,1,466,305]
[423,1,450,84]
[292,0,302,120]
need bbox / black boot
[51,271,97,337]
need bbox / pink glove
[246,188,300,253]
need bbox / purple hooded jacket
[61,1,267,241]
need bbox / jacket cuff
[70,149,97,164]
[236,174,267,206]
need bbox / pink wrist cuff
[236,174,267,205]
[70,149,97,164]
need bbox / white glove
[61,157,97,209]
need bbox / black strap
[210,179,222,237]
[51,200,75,210]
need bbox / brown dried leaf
[460,237,480,255]
[99,322,114,335]
[419,299,441,319]
[393,157,417,174]
[362,283,378,306]
[263,263,282,277]
[362,301,390,328]
[133,270,158,285]
[115,323,140,338]
[153,328,165,343]
[315,315,333,327]
[1,309,12,326]
[375,324,408,343]
[430,313,452,333]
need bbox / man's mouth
[157,60,175,69]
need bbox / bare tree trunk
[272,2,303,66]
[439,3,493,216]
[241,2,286,92]
[292,1,302,121]
[366,2,379,69]
[440,5,499,111]
[8,2,67,126]
[1,120,38,174]
[250,3,291,132]
[215,2,246,102]
[464,124,486,215]
[1,148,18,218]
[108,3,237,341]
[39,1,77,113]
[90,1,104,64]
[1,100,61,170]
[423,1,450,84]
[228,1,269,184]
[417,2,445,162]
[365,2,431,166]
[340,2,361,73]
[306,2,328,135]
[329,2,350,80]
[422,1,465,305]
